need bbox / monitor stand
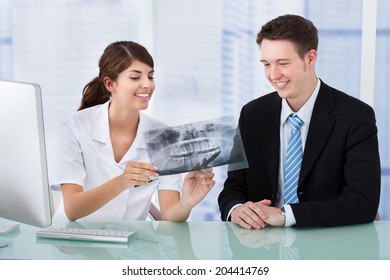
[0,239,8,248]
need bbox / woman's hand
[180,168,215,209]
[120,161,159,190]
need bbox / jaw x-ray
[144,116,248,175]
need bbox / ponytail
[78,76,111,111]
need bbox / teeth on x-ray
[155,137,221,172]
[145,116,248,175]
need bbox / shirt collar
[92,100,110,144]
[92,100,148,149]
[135,113,148,149]
[281,78,321,126]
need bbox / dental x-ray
[144,116,248,175]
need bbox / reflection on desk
[0,219,389,260]
[226,222,380,260]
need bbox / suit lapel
[299,82,336,185]
[259,94,281,194]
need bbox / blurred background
[0,0,389,221]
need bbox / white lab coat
[49,101,181,221]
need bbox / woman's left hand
[181,168,215,209]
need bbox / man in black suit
[218,14,381,228]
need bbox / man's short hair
[256,14,318,59]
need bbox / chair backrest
[148,202,162,221]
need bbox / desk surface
[1,219,389,260]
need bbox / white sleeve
[227,203,243,221]
[157,173,182,192]
[48,120,86,191]
[283,204,297,227]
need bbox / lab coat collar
[118,112,151,168]
[92,101,110,144]
[92,100,149,151]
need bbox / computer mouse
[0,240,8,248]
[0,223,20,234]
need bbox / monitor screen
[0,80,52,228]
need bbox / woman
[50,41,215,222]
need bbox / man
[218,14,380,228]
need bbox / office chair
[148,203,162,221]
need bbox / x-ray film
[144,116,248,175]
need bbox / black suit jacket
[218,80,381,226]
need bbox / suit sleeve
[218,108,249,221]
[292,105,381,226]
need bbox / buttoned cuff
[227,203,243,221]
[283,204,297,227]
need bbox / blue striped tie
[284,114,304,204]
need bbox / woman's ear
[102,76,115,93]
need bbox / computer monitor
[0,80,52,246]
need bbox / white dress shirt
[49,101,181,221]
[277,78,321,226]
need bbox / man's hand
[231,199,272,229]
[254,202,285,227]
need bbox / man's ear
[102,76,115,93]
[307,49,317,65]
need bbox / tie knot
[288,115,304,131]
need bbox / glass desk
[0,219,389,260]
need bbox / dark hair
[78,41,154,110]
[256,14,318,59]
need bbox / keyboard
[36,227,136,243]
